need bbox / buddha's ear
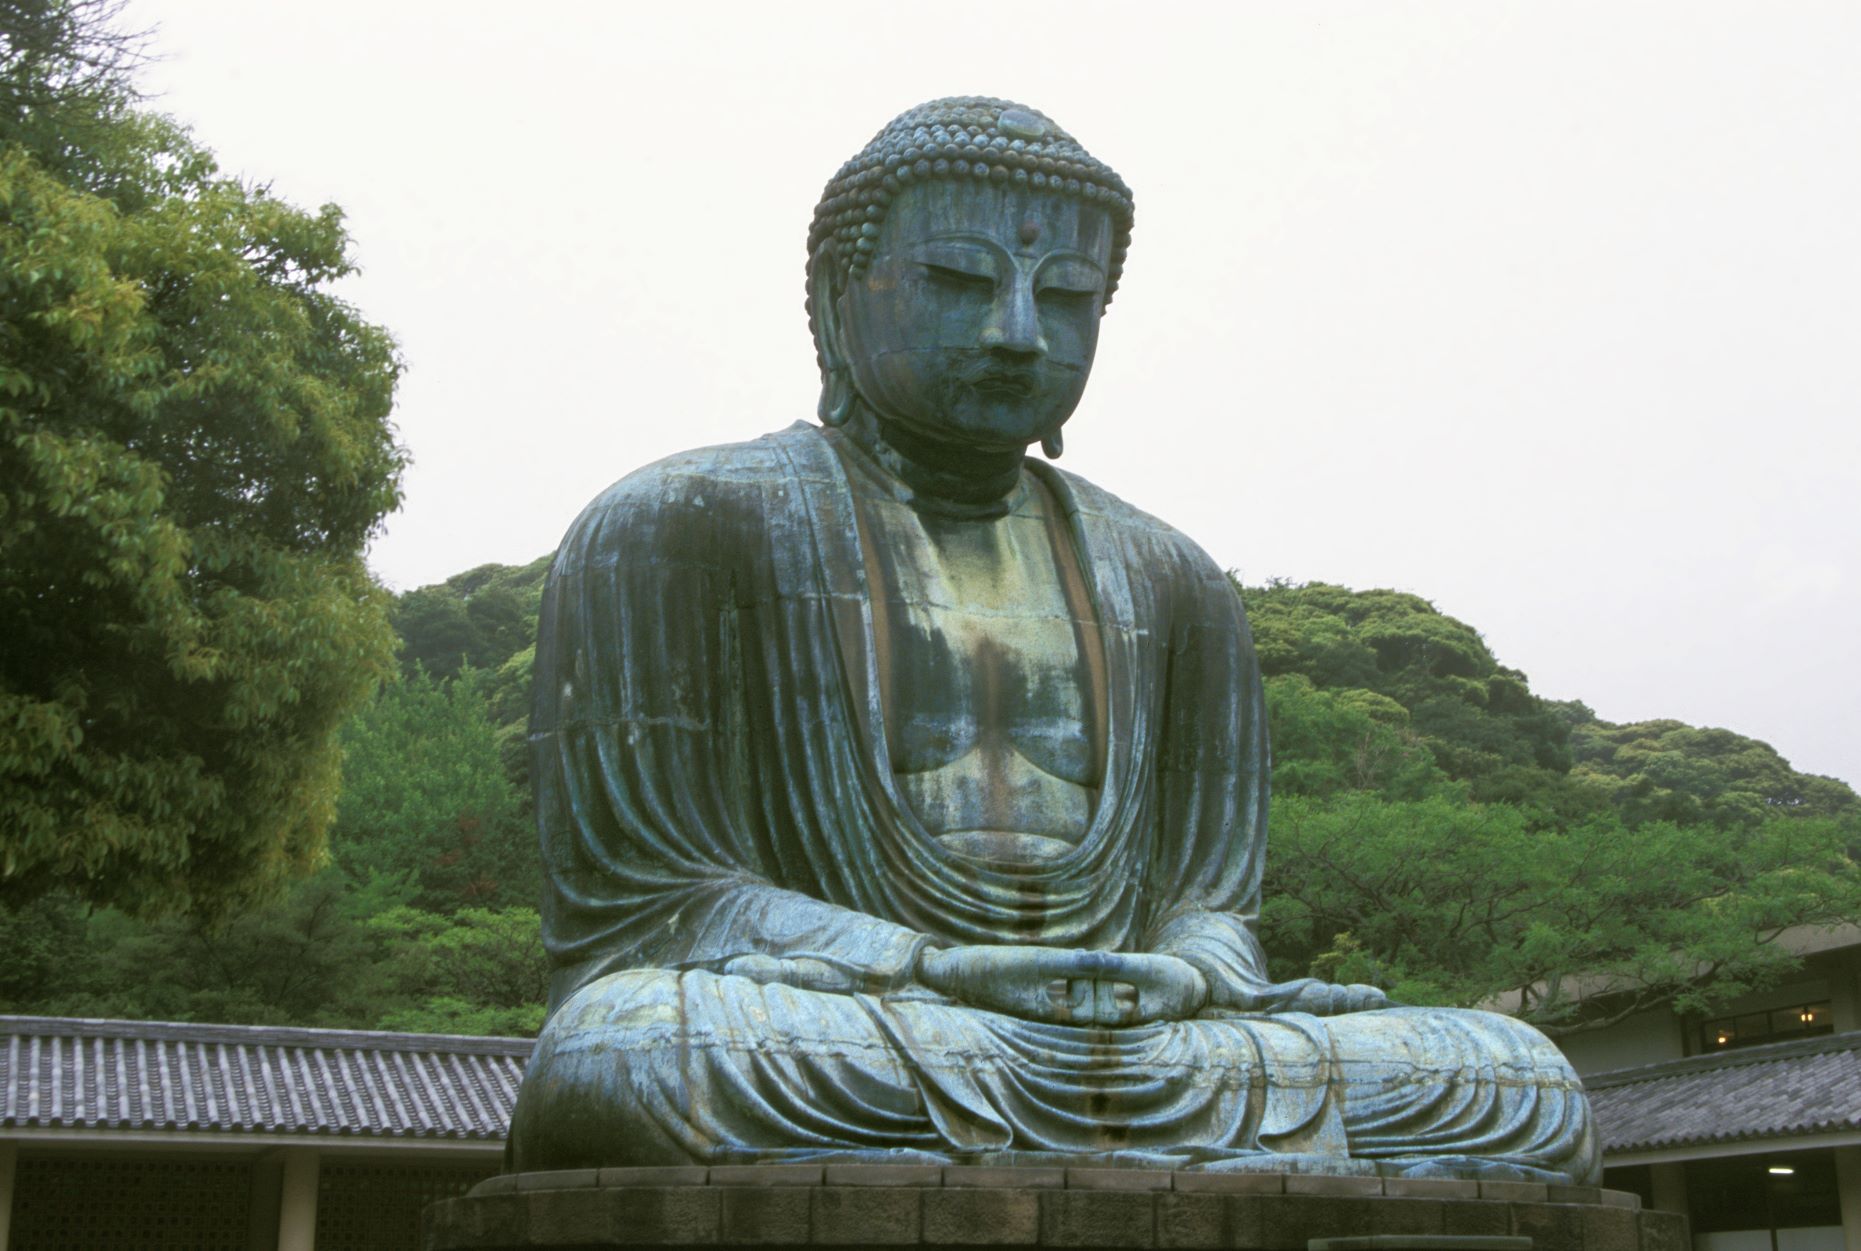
[809,245,849,369]
[808,246,854,427]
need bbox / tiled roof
[13,1014,1856,1157]
[0,1015,530,1141]
[1586,1029,1861,1155]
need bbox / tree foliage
[1261,795,1861,1034]
[1245,579,1861,1033]
[0,1,405,917]
[8,877,546,1036]
[0,653,548,1033]
[1247,581,1578,796]
[1568,714,1857,829]
[1246,579,1854,826]
[1,0,148,188]
[1263,674,1442,801]
[391,558,545,680]
[390,556,546,785]
[0,565,547,1035]
[330,667,538,912]
[364,905,549,1036]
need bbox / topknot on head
[805,96,1135,319]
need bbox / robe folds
[508,423,1599,1182]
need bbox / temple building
[1570,924,1861,1251]
[3,925,1861,1249]
[0,1017,513,1249]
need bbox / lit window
[1701,1000,1832,1052]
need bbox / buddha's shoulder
[559,425,821,545]
[1041,464,1230,588]
[580,428,808,513]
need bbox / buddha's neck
[842,406,1026,520]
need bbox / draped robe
[506,424,1599,1182]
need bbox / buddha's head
[807,97,1134,457]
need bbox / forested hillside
[4,561,1853,1038]
[1246,581,1856,1028]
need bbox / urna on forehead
[806,96,1136,307]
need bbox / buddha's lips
[958,364,1040,400]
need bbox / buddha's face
[835,181,1115,452]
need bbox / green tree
[391,556,548,683]
[1,0,147,188]
[0,13,404,916]
[1241,580,1859,826]
[1244,581,1577,796]
[388,555,549,788]
[1568,715,1856,830]
[4,878,549,1035]
[1263,674,1444,800]
[330,669,538,912]
[0,890,86,1005]
[366,906,549,1036]
[21,872,407,1025]
[1261,794,1861,1034]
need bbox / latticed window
[315,1161,497,1251]
[7,1156,251,1249]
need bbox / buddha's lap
[508,967,1590,1171]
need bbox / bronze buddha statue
[506,97,1598,1182]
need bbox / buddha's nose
[978,280,1048,358]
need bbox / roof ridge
[0,1014,536,1058]
[1584,1027,1861,1088]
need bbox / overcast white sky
[124,1,1859,787]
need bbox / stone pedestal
[423,1166,1686,1251]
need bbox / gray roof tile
[17,1014,1853,1156]
[1586,1029,1861,1154]
[0,1015,530,1140]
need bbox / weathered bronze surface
[505,97,1600,1182]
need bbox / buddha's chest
[854,481,1104,857]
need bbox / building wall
[0,1144,496,1251]
[313,1159,497,1250]
[7,1153,255,1249]
[1563,947,1861,1079]
[1569,945,1861,1251]
[1818,950,1861,1033]
[1562,1005,1686,1076]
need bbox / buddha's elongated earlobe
[820,366,854,428]
[1041,428,1064,459]
[809,246,855,428]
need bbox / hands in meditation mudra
[507,98,1599,1182]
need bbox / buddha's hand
[720,955,863,994]
[916,945,1208,1027]
[1228,977,1390,1016]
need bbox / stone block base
[423,1167,1684,1251]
